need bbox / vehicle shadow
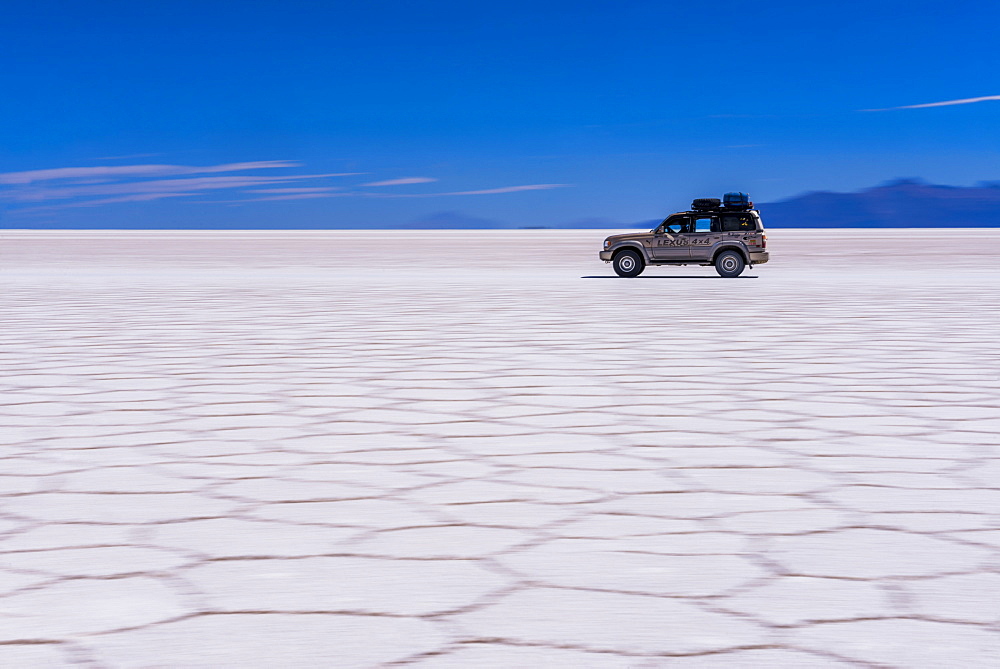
[580,275,759,279]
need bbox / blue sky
[2,0,999,228]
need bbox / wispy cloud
[361,177,438,187]
[0,158,366,213]
[16,192,196,214]
[95,153,164,161]
[1,157,567,215]
[6,175,348,203]
[86,193,194,205]
[237,192,347,202]
[861,95,1000,112]
[211,183,570,204]
[0,161,304,185]
[449,184,570,195]
[247,187,341,194]
[368,183,571,198]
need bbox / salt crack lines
[1,231,999,667]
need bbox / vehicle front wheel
[613,249,644,277]
[715,250,745,278]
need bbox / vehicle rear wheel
[613,249,644,277]
[715,250,745,278]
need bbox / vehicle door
[686,215,721,261]
[650,216,691,261]
[720,214,762,252]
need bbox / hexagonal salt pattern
[85,614,447,667]
[2,230,999,665]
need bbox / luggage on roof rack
[723,192,751,209]
[692,198,721,210]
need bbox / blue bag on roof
[724,192,750,208]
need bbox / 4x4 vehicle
[599,193,769,277]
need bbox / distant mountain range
[760,179,1000,228]
[492,179,999,229]
[624,179,1000,230]
[541,179,1000,229]
[404,211,506,229]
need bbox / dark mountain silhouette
[404,211,506,229]
[555,179,1000,230]
[551,217,624,229]
[759,179,1000,228]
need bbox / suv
[599,193,769,277]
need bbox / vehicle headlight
[604,240,611,249]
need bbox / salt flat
[1,229,999,667]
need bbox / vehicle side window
[662,217,690,233]
[693,217,715,232]
[721,215,755,232]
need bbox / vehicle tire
[613,249,644,277]
[715,250,745,277]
